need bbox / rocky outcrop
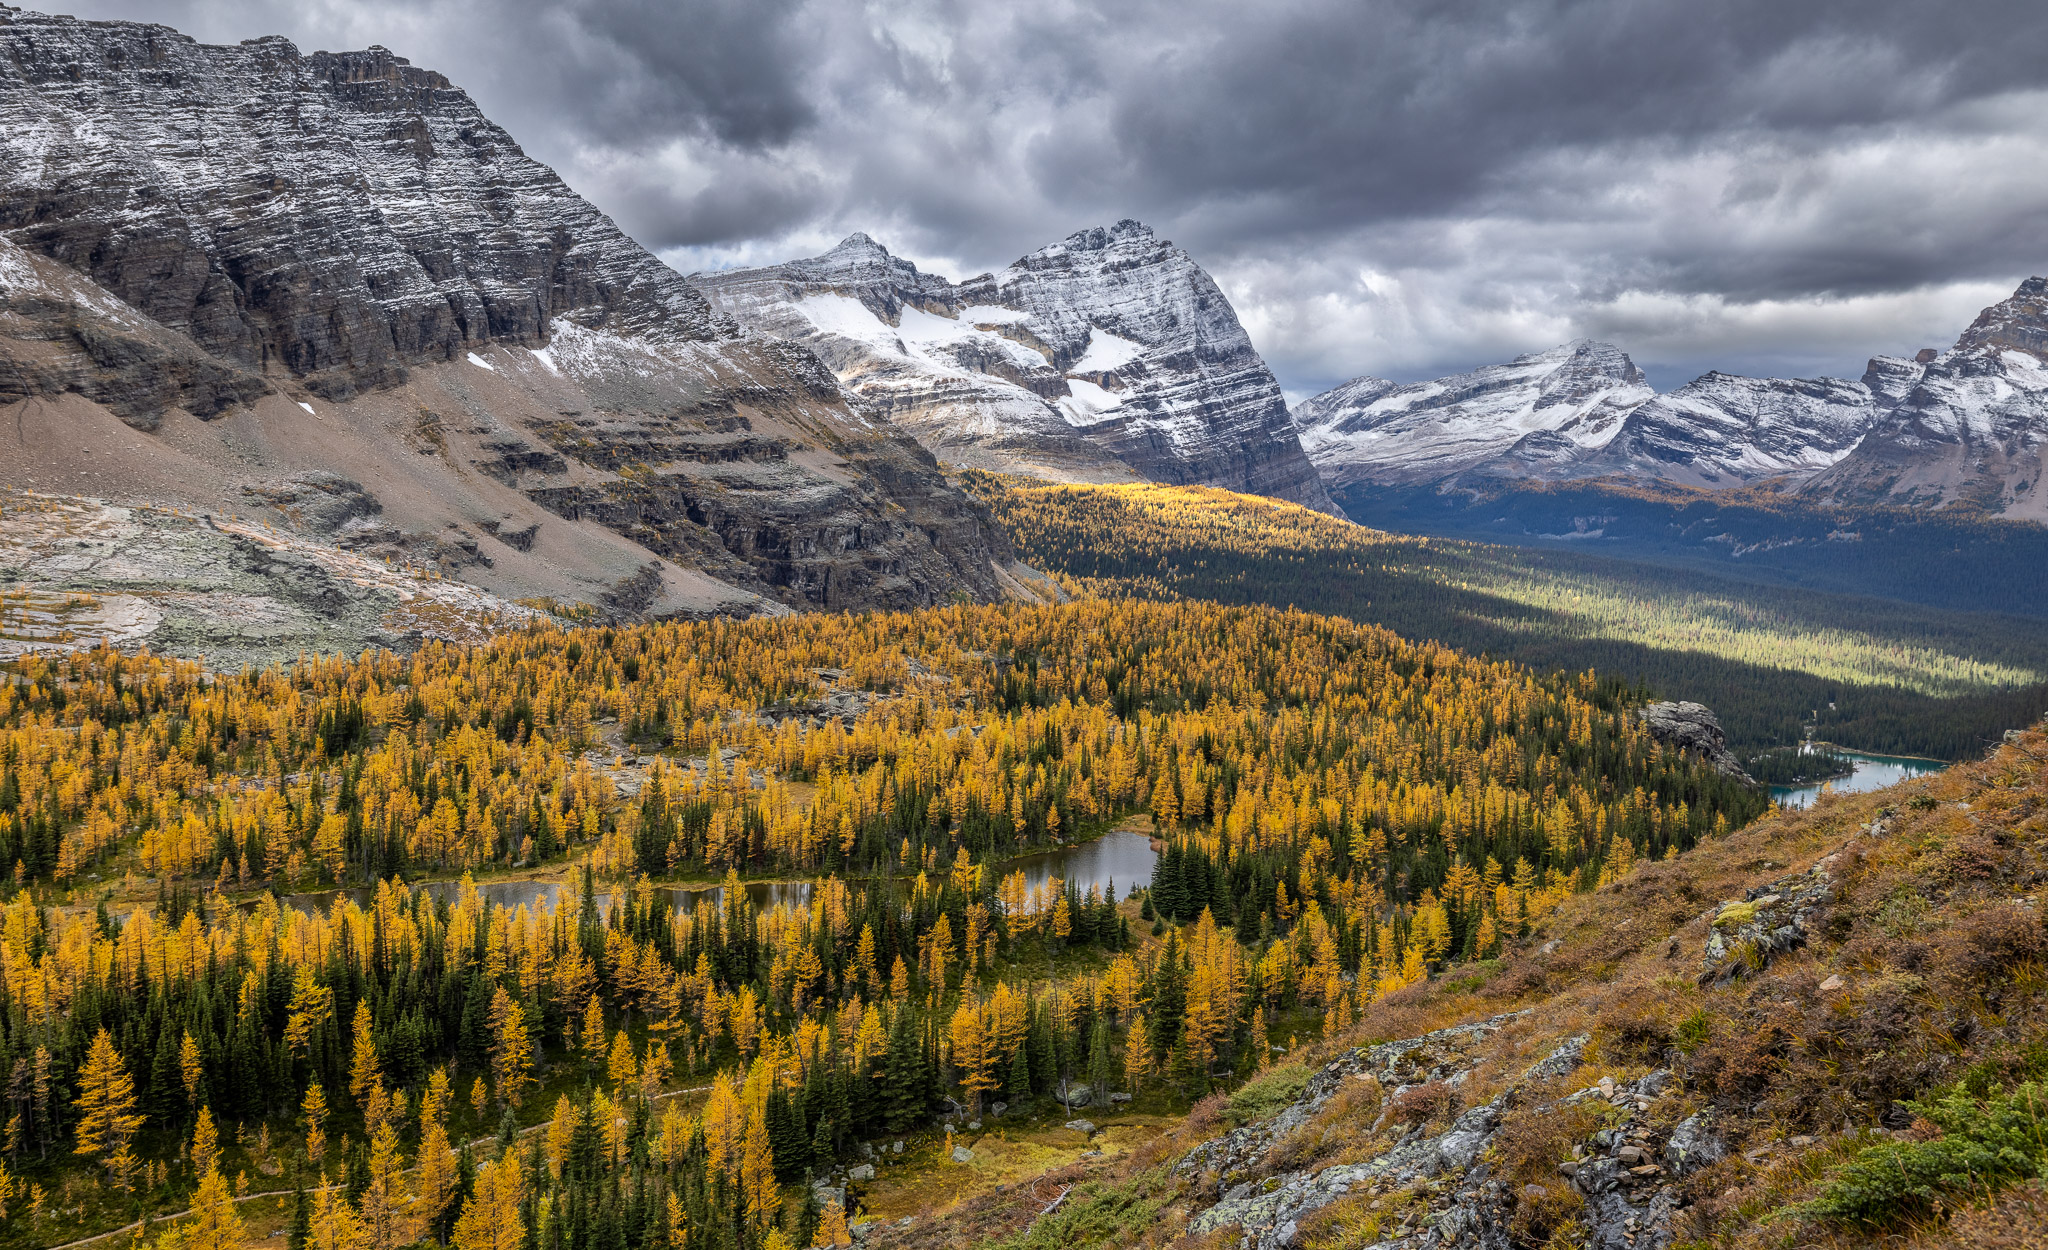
[1177,1013,1711,1250]
[691,223,1342,515]
[0,236,270,428]
[1637,702,1752,782]
[1180,1013,1537,1250]
[0,489,559,670]
[1700,857,1838,985]
[0,6,1029,616]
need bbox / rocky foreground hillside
[691,224,1341,515]
[0,5,1037,630]
[1296,278,2048,521]
[874,720,2048,1250]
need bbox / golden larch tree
[814,1199,853,1247]
[348,1005,380,1108]
[191,1107,219,1175]
[450,1147,528,1245]
[301,1084,328,1164]
[306,1181,366,1250]
[182,1165,249,1250]
[606,1031,637,1088]
[739,1103,779,1231]
[356,1121,408,1250]
[487,986,531,1107]
[72,1029,143,1187]
[948,1002,998,1113]
[179,1032,204,1106]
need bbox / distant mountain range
[2,1,2041,654]
[1293,282,2048,521]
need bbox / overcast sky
[49,0,2048,396]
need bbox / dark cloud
[47,0,2048,394]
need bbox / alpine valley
[3,9,2048,1250]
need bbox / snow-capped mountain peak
[692,223,1341,511]
[1808,277,2048,517]
[1291,339,1652,488]
[1296,275,2048,519]
[1953,275,2048,361]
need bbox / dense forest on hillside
[0,598,1758,1250]
[1337,477,2048,618]
[966,476,2048,759]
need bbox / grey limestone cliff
[0,5,1030,617]
[692,222,1342,514]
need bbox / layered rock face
[691,222,1341,515]
[0,10,730,400]
[0,6,1029,619]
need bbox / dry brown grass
[1489,1099,1599,1247]
[988,723,2048,1250]
[1293,1190,1394,1250]
[1930,1181,2048,1250]
[1386,1079,1458,1127]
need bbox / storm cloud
[47,0,2048,392]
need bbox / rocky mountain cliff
[1806,279,2048,518]
[1296,280,2048,521]
[0,5,1037,630]
[690,223,1342,515]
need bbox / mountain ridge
[0,4,1038,624]
[690,222,1344,515]
[1295,278,2048,520]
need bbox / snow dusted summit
[690,222,1341,515]
[1295,276,2048,522]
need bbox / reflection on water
[273,829,1158,919]
[280,878,564,918]
[659,880,813,914]
[1770,749,1946,810]
[1002,828,1156,901]
[279,877,814,919]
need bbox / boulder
[1064,1119,1097,1135]
[951,1145,974,1164]
[847,1164,875,1182]
[1663,1114,1726,1176]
